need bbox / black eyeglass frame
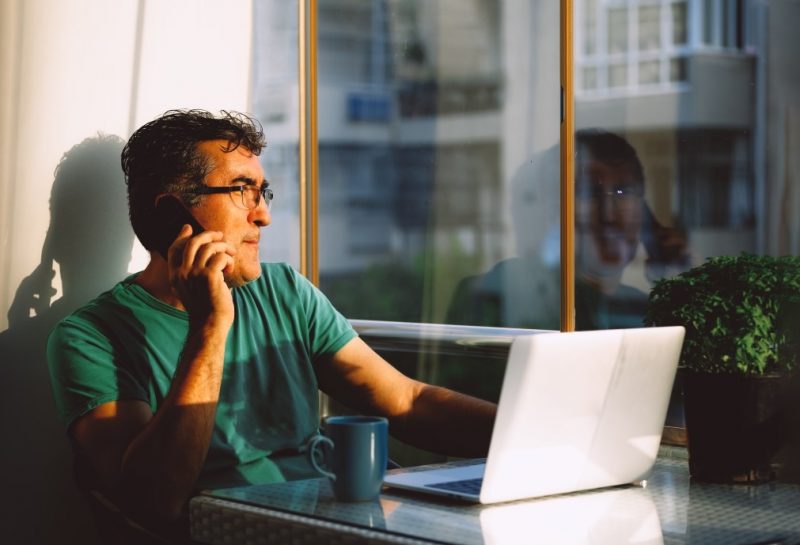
[575,183,644,201]
[192,183,274,210]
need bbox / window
[302,0,560,331]
[701,0,743,49]
[250,0,800,446]
[576,0,744,95]
[671,1,688,46]
[638,5,661,51]
[607,8,629,54]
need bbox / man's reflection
[447,129,690,331]
[573,129,690,329]
[575,130,646,293]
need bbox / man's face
[575,159,644,279]
[189,140,270,288]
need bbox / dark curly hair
[575,129,645,186]
[121,109,266,252]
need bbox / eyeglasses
[193,183,274,210]
[575,183,643,202]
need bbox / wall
[0,0,253,542]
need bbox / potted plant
[645,254,800,483]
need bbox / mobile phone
[152,196,206,258]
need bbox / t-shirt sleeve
[289,267,357,361]
[47,315,149,431]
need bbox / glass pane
[608,7,629,54]
[574,1,800,433]
[608,63,628,88]
[252,1,301,268]
[638,59,661,85]
[669,56,688,82]
[585,21,597,55]
[313,0,561,332]
[583,0,598,55]
[672,1,688,45]
[703,0,714,45]
[638,5,661,51]
[583,66,599,91]
[721,0,731,47]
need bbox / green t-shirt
[47,262,357,488]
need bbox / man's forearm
[391,383,496,458]
[116,319,228,521]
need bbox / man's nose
[596,193,617,221]
[250,198,271,226]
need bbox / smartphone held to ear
[152,196,206,258]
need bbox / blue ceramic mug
[307,415,389,502]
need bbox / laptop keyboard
[426,477,483,495]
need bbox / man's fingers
[175,230,225,269]
[166,224,196,264]
[193,242,237,271]
[207,252,235,274]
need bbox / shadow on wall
[0,135,134,544]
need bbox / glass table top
[193,457,800,545]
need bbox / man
[47,110,496,529]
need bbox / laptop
[383,326,685,504]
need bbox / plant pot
[683,371,788,483]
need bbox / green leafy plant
[645,254,800,375]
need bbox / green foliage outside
[645,254,800,375]
[322,258,426,322]
[322,234,483,324]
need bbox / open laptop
[383,326,685,504]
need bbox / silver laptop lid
[480,326,684,503]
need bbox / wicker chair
[72,455,194,545]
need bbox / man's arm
[317,337,496,458]
[71,227,234,523]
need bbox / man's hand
[167,224,236,326]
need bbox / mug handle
[306,435,336,480]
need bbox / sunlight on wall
[0,0,253,332]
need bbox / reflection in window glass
[574,1,800,432]
[608,7,629,54]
